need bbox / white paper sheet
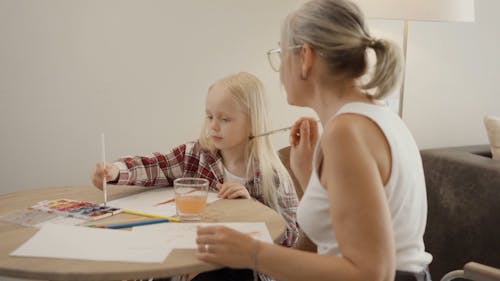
[108,188,220,217]
[10,224,171,263]
[132,222,273,249]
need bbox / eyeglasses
[266,45,303,72]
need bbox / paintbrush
[249,126,294,140]
[249,120,319,140]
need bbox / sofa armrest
[421,145,500,280]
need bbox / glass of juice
[173,178,209,221]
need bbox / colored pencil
[103,219,170,229]
[122,209,181,222]
[154,189,196,206]
[154,197,175,206]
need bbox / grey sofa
[421,145,500,280]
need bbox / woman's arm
[311,114,394,281]
[289,118,319,189]
[196,227,367,281]
[245,115,395,281]
[197,114,395,281]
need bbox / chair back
[278,146,317,252]
[278,146,303,199]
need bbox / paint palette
[31,199,122,221]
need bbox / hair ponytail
[361,39,403,99]
[284,0,403,100]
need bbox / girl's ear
[300,44,314,80]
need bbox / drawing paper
[10,224,171,263]
[132,222,273,249]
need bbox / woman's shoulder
[324,113,373,138]
[322,113,383,154]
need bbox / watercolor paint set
[31,199,122,221]
[0,208,88,228]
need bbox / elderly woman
[195,1,432,281]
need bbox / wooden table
[0,185,285,281]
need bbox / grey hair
[283,0,402,99]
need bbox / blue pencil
[104,219,170,229]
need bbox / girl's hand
[196,225,258,269]
[289,117,319,189]
[216,182,251,199]
[92,162,119,190]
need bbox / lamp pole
[352,0,475,117]
[398,20,408,117]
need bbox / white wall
[0,0,499,199]
[0,0,313,196]
[402,0,500,148]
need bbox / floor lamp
[352,0,475,117]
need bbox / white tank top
[297,102,432,272]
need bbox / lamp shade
[352,0,475,22]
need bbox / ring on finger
[204,244,210,252]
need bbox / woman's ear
[300,44,314,80]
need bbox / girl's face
[205,84,251,152]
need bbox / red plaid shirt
[114,140,299,248]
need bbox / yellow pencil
[122,209,181,222]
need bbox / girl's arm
[113,143,189,186]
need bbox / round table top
[0,185,285,281]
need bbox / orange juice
[175,195,207,216]
[173,178,209,220]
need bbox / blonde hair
[283,0,402,99]
[199,72,292,210]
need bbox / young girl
[92,72,299,281]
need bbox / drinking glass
[173,178,209,221]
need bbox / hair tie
[368,39,377,48]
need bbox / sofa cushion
[484,115,500,160]
[421,145,500,280]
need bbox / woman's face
[280,42,306,107]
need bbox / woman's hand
[92,162,119,190]
[196,225,258,269]
[289,117,319,189]
[216,182,251,199]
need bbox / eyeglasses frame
[266,45,303,72]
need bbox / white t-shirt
[297,102,432,272]
[223,166,247,185]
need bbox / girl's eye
[221,118,230,122]
[206,115,213,120]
